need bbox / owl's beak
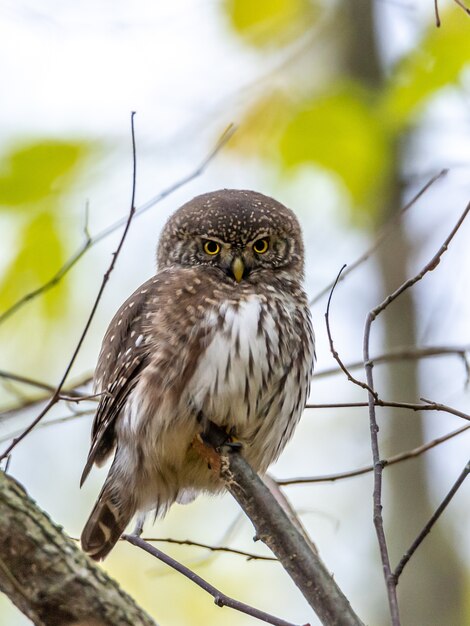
[231,257,245,283]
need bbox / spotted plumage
[81,189,315,560]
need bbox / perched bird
[80,189,315,560]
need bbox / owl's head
[157,189,305,283]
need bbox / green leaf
[224,0,318,47]
[0,211,68,318]
[279,87,392,214]
[0,138,92,324]
[382,9,470,128]
[0,140,88,208]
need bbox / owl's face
[157,189,305,284]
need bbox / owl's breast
[185,293,305,436]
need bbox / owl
[80,189,315,560]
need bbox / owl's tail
[81,481,134,561]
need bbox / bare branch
[314,344,470,382]
[434,0,441,26]
[362,200,470,625]
[138,536,276,562]
[436,0,470,23]
[0,411,94,448]
[324,265,377,398]
[0,113,140,462]
[0,372,94,421]
[124,534,303,626]
[453,0,470,15]
[363,329,400,624]
[277,424,470,485]
[309,169,448,306]
[0,471,156,626]
[370,201,470,319]
[379,398,470,422]
[0,371,56,395]
[0,124,235,329]
[193,427,365,626]
[0,238,93,329]
[393,458,470,580]
[305,399,470,422]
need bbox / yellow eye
[253,238,269,254]
[203,240,220,255]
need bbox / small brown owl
[80,189,315,560]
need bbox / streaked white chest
[187,296,282,426]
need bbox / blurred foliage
[280,85,392,211]
[0,211,66,317]
[0,139,91,320]
[382,10,470,128]
[0,141,86,207]
[224,0,319,47]
[223,3,470,221]
[227,90,291,158]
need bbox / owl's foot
[200,420,242,453]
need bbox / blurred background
[0,1,469,624]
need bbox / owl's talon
[201,420,240,452]
[224,440,243,452]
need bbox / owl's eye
[253,238,269,254]
[203,240,221,256]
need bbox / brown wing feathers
[80,281,153,487]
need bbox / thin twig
[434,0,441,26]
[371,201,470,319]
[0,411,94,446]
[362,200,470,625]
[393,458,470,581]
[0,371,56,395]
[309,169,448,306]
[0,113,139,462]
[363,316,400,624]
[0,229,93,327]
[314,344,470,381]
[123,535,305,626]
[277,424,470,485]
[0,370,86,399]
[0,372,94,420]
[305,399,470,421]
[379,399,470,421]
[452,0,470,15]
[325,265,377,398]
[0,125,235,328]
[58,391,104,403]
[138,536,276,562]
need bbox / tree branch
[0,113,139,462]
[0,471,156,626]
[309,169,448,306]
[393,457,469,580]
[305,398,470,422]
[193,430,364,626]
[0,124,235,329]
[314,344,470,383]
[124,534,300,626]
[128,536,276,562]
[362,200,470,625]
[277,424,470,485]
